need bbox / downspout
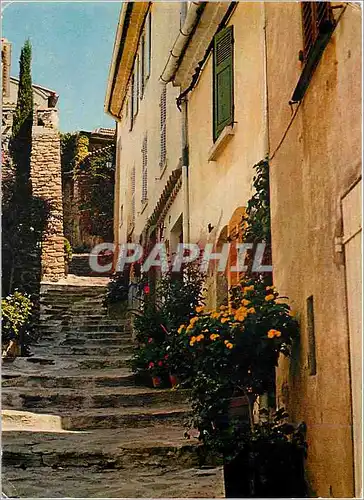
[262,2,269,158]
[160,3,203,244]
[160,2,202,84]
[181,99,190,242]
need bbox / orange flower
[196,334,205,342]
[177,325,185,334]
[189,336,197,346]
[221,317,230,324]
[219,305,228,311]
[210,333,220,341]
[265,294,275,301]
[241,299,250,306]
[247,307,256,314]
[267,329,281,339]
[195,306,204,313]
[243,285,254,293]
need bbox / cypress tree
[10,39,34,193]
[12,39,33,138]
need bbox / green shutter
[213,25,234,142]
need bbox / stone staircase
[1,278,223,498]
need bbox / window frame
[212,25,234,143]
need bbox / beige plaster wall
[266,3,361,497]
[187,3,266,249]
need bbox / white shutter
[141,135,148,203]
[131,166,136,225]
[160,84,167,169]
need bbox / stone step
[59,336,131,346]
[1,422,208,472]
[2,464,223,498]
[2,386,189,410]
[6,355,132,370]
[63,406,190,430]
[32,345,133,357]
[2,370,136,389]
[61,325,128,333]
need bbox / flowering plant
[178,276,298,395]
[177,276,299,455]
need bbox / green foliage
[103,272,129,306]
[60,132,78,174]
[78,146,115,241]
[1,291,33,340]
[64,238,73,263]
[243,159,271,244]
[75,135,89,166]
[11,40,33,139]
[131,263,205,379]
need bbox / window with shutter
[301,2,332,61]
[213,25,234,142]
[141,135,148,203]
[160,84,167,169]
[291,2,335,103]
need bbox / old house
[105,2,362,497]
[104,2,184,262]
[1,38,64,283]
[265,2,362,497]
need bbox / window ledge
[208,125,235,162]
[159,160,168,180]
[140,200,148,214]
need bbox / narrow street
[2,273,223,498]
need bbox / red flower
[148,362,154,369]
[158,361,163,367]
[164,354,169,360]
[144,284,150,294]
[148,338,153,343]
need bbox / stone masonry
[30,109,65,281]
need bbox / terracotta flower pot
[169,373,179,388]
[152,376,162,388]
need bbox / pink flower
[158,361,163,367]
[164,354,169,360]
[144,285,150,294]
[148,338,153,343]
[148,362,154,369]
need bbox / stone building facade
[2,38,65,282]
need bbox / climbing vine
[242,158,271,244]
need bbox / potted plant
[1,291,33,359]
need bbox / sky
[2,1,121,133]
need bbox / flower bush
[2,291,33,357]
[177,275,299,455]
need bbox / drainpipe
[181,99,190,243]
[262,2,269,158]
[160,1,202,83]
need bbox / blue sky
[2,1,121,132]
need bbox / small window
[301,2,332,62]
[213,25,234,142]
[160,84,167,169]
[141,135,148,203]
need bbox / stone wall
[31,111,65,281]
